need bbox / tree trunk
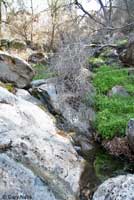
[30,0,34,42]
[0,0,2,37]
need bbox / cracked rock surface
[0,154,58,200]
[0,86,85,200]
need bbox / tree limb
[74,0,105,26]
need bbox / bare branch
[74,0,105,26]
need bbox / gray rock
[128,68,134,76]
[28,52,48,64]
[119,40,134,66]
[30,79,47,87]
[93,174,134,200]
[33,68,95,136]
[38,81,94,136]
[15,88,43,106]
[0,51,35,88]
[126,119,134,152]
[80,141,93,153]
[0,154,59,200]
[108,85,129,97]
[0,86,85,200]
[73,135,93,154]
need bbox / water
[80,143,134,200]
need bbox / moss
[0,82,14,92]
[89,57,105,65]
[92,65,134,139]
[5,84,15,92]
[38,104,47,111]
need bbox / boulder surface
[0,154,58,200]
[0,86,84,200]
[0,51,34,88]
[93,174,134,200]
[31,71,95,136]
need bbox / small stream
[36,88,134,199]
[79,143,134,200]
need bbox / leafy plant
[92,65,134,139]
[93,65,129,94]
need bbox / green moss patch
[89,57,105,65]
[0,82,14,92]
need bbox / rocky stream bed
[0,39,134,200]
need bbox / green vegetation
[5,83,15,92]
[92,65,134,139]
[93,65,132,94]
[0,82,14,92]
[38,104,47,112]
[89,57,105,66]
[100,47,114,57]
[116,39,128,47]
[32,64,56,80]
[94,152,127,182]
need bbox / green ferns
[93,65,134,139]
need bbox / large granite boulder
[0,86,85,200]
[0,154,58,200]
[0,51,35,88]
[93,174,134,200]
[126,119,134,152]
